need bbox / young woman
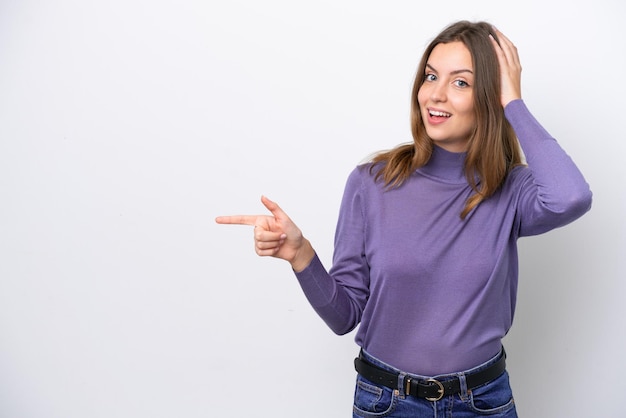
[216,21,592,417]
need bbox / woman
[216,21,592,417]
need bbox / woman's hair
[371,20,523,219]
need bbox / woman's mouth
[429,109,451,118]
[426,109,452,125]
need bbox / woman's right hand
[215,195,315,272]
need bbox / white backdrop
[1,1,624,417]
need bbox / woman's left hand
[490,27,522,107]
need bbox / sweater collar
[418,145,467,183]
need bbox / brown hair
[371,20,523,219]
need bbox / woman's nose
[430,83,446,102]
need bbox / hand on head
[215,195,315,272]
[490,27,522,107]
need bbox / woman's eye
[424,73,437,82]
[454,80,469,88]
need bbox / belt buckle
[424,378,445,401]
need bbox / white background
[1,1,624,417]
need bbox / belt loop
[457,373,469,401]
[397,372,407,399]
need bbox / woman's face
[418,41,476,153]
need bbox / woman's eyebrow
[426,63,474,75]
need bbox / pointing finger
[214,215,260,226]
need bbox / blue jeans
[353,349,517,418]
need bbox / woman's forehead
[427,42,473,73]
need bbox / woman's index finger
[214,215,259,226]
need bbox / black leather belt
[354,350,506,401]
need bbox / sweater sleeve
[505,100,592,236]
[293,166,370,335]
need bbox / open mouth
[429,110,451,118]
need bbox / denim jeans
[353,349,517,418]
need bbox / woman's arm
[215,175,370,335]
[491,28,592,235]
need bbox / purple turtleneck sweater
[294,100,592,376]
